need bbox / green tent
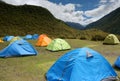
[103,34,120,45]
[46,38,71,51]
[10,36,22,44]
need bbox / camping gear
[9,36,22,44]
[46,38,71,51]
[36,34,51,46]
[3,36,14,41]
[24,34,33,40]
[103,34,120,45]
[0,39,4,43]
[46,47,117,81]
[3,36,9,41]
[0,39,38,57]
[114,56,120,69]
[32,34,39,40]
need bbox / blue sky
[2,0,120,25]
[49,0,100,11]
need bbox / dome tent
[0,39,38,58]
[103,34,120,45]
[32,34,39,40]
[9,36,22,44]
[46,38,71,51]
[3,36,9,41]
[0,39,4,43]
[3,36,14,41]
[24,34,33,40]
[36,34,52,46]
[114,56,120,69]
[46,47,117,81]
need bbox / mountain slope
[65,22,84,30]
[0,1,78,38]
[86,7,120,34]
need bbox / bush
[91,35,105,41]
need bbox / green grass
[0,39,120,81]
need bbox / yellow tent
[36,34,52,46]
[103,34,120,45]
[9,36,22,44]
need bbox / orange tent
[0,39,4,43]
[36,34,52,46]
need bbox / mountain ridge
[0,1,78,38]
[86,7,120,34]
[65,22,84,30]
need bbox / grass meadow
[0,39,120,81]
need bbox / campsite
[0,0,120,81]
[0,39,120,81]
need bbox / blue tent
[32,34,39,40]
[46,47,117,81]
[0,39,38,57]
[24,34,33,40]
[3,36,9,41]
[3,36,14,41]
[114,56,120,69]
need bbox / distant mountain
[65,22,84,30]
[0,1,78,38]
[86,7,120,34]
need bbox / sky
[1,0,120,26]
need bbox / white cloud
[100,0,108,3]
[109,0,115,2]
[1,0,120,26]
[85,5,106,18]
[84,0,120,25]
[75,4,82,7]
